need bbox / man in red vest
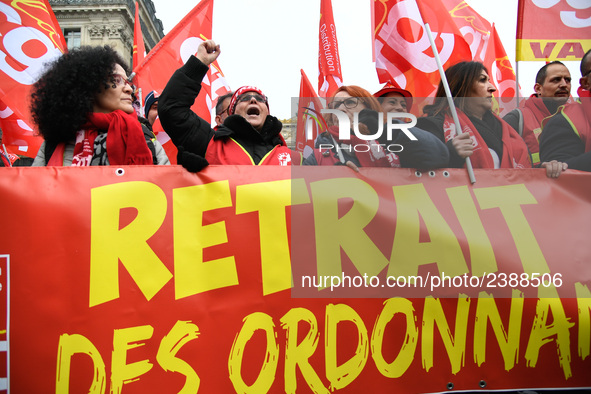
[158,40,300,171]
[577,49,591,98]
[503,61,572,166]
[539,51,591,172]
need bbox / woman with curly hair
[30,45,169,166]
[303,85,448,169]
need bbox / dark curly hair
[30,45,130,144]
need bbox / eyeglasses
[237,93,267,104]
[216,105,231,117]
[110,74,135,91]
[329,97,359,109]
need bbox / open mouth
[247,107,260,116]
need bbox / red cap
[373,82,413,111]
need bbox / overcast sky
[149,0,582,119]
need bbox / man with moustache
[539,51,591,172]
[503,61,572,166]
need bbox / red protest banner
[516,0,591,61]
[0,166,590,392]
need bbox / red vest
[518,96,555,165]
[559,100,591,153]
[205,137,301,165]
[444,111,531,169]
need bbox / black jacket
[158,55,286,168]
[539,111,591,172]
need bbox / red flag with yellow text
[318,0,343,98]
[132,1,145,70]
[373,0,471,98]
[516,0,591,61]
[1,166,591,392]
[132,0,231,164]
[296,69,327,158]
[0,0,66,159]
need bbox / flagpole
[423,22,476,184]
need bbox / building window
[64,28,81,50]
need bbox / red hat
[228,86,269,115]
[373,82,413,111]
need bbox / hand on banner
[541,160,568,179]
[196,40,220,66]
[452,132,474,159]
[345,160,360,173]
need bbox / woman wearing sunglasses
[158,40,300,171]
[31,46,169,166]
[304,85,449,169]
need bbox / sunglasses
[329,97,359,109]
[237,93,267,104]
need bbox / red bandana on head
[228,86,269,115]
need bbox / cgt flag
[132,1,145,71]
[0,0,66,159]
[318,0,343,98]
[296,69,328,158]
[373,0,472,98]
[516,0,591,61]
[132,0,231,164]
[488,24,521,115]
[440,0,521,114]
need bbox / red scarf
[444,111,531,169]
[48,110,152,166]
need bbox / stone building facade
[48,0,164,68]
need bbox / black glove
[177,146,209,172]
[358,108,380,135]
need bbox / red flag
[318,0,343,98]
[296,69,328,158]
[517,0,590,61]
[132,1,145,70]
[373,0,471,98]
[441,1,521,114]
[132,0,231,164]
[0,0,66,159]
[487,24,521,115]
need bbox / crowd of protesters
[1,41,589,177]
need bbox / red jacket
[517,96,555,165]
